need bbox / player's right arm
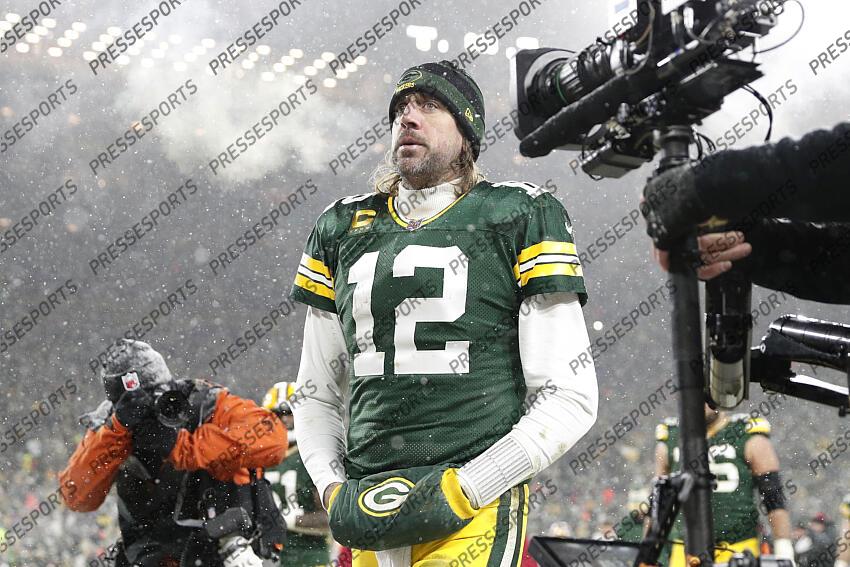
[655,422,671,477]
[837,495,850,567]
[289,205,350,509]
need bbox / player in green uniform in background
[655,403,794,567]
[262,382,330,566]
[289,60,599,566]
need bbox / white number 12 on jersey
[348,245,469,376]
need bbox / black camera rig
[511,0,788,177]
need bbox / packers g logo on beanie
[357,477,414,517]
[388,60,485,160]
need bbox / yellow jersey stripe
[518,262,583,287]
[517,241,577,264]
[295,274,335,300]
[301,254,332,280]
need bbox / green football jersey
[291,180,587,478]
[265,447,329,565]
[657,413,772,543]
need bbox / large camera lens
[155,390,190,428]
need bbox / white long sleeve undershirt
[292,291,599,508]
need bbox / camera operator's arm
[643,122,850,247]
[745,432,793,560]
[168,391,287,483]
[652,220,850,303]
[59,415,132,512]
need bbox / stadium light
[273,63,285,73]
[261,71,275,82]
[289,48,303,58]
[57,37,71,47]
[281,55,294,65]
[201,38,215,48]
[71,22,86,32]
[64,30,79,40]
[321,51,335,62]
[323,77,337,88]
[48,47,62,57]
[25,33,40,43]
[15,43,29,53]
[355,55,367,65]
[256,44,271,56]
[42,18,56,28]
[304,65,317,76]
[6,13,21,23]
[313,59,326,69]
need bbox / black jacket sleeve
[742,218,850,304]
[695,122,850,223]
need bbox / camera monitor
[528,537,642,567]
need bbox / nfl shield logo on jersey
[122,371,140,391]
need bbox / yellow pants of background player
[353,484,529,567]
[669,537,760,567]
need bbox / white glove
[835,560,848,567]
[774,538,796,565]
[219,535,264,567]
[281,502,305,530]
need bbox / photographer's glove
[641,163,710,249]
[327,464,477,551]
[132,418,179,464]
[114,388,154,429]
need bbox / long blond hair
[371,137,485,197]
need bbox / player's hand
[327,464,476,551]
[652,231,752,280]
[114,388,154,429]
[641,163,709,249]
[324,482,343,510]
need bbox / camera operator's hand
[114,388,154,429]
[132,418,179,466]
[641,163,710,249]
[652,231,752,280]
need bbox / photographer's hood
[100,338,174,402]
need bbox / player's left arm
[744,429,793,559]
[457,188,599,509]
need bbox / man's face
[390,91,464,189]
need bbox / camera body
[510,0,781,177]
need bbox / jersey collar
[389,178,467,231]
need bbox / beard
[393,143,456,188]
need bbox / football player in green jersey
[655,403,794,567]
[837,494,850,567]
[262,381,331,566]
[289,60,599,566]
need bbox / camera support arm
[657,125,715,567]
